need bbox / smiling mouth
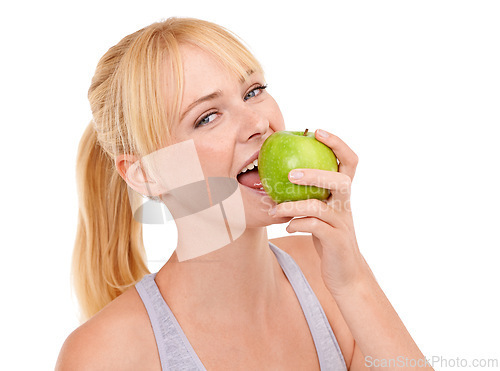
[236,161,264,190]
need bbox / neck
[156,227,287,327]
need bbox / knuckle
[311,198,324,209]
[339,174,352,191]
[352,153,359,164]
[313,198,329,213]
[309,217,321,229]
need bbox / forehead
[180,43,259,88]
[180,44,229,84]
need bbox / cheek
[194,143,232,177]
[266,97,286,131]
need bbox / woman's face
[170,44,286,227]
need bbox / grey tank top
[135,241,347,370]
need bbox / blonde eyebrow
[180,69,257,121]
[180,90,222,121]
[239,69,255,83]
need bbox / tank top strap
[268,241,347,371]
[135,272,206,370]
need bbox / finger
[288,169,352,206]
[286,216,340,243]
[315,129,359,181]
[271,199,347,229]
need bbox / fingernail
[289,170,304,180]
[317,129,329,138]
[268,206,276,216]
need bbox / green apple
[258,129,338,203]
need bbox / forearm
[330,262,433,370]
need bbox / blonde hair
[73,17,263,322]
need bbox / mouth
[236,149,265,191]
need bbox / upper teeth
[238,159,258,175]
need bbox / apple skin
[258,130,338,204]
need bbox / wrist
[326,258,377,299]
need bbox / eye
[244,84,268,101]
[195,111,218,128]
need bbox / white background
[1,1,499,369]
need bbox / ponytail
[72,122,149,322]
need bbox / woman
[56,17,432,370]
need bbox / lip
[237,149,260,175]
[241,183,269,196]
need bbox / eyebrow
[180,70,257,122]
[180,91,222,121]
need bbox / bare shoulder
[55,286,160,371]
[270,235,355,368]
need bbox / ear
[115,154,164,197]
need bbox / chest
[137,292,321,370]
[194,304,321,370]
[183,308,321,370]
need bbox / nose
[237,104,269,141]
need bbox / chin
[238,183,294,228]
